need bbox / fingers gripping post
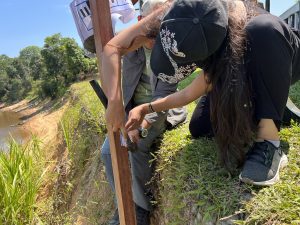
[89,0,137,224]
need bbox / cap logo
[157,27,197,84]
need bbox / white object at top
[110,0,136,24]
[70,0,136,52]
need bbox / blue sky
[0,0,297,58]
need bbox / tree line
[0,33,97,103]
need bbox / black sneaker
[239,140,288,186]
[108,209,120,225]
[135,204,150,225]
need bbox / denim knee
[101,137,110,155]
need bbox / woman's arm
[125,71,211,131]
[151,71,210,112]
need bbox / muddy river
[0,110,29,151]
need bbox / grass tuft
[0,137,45,225]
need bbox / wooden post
[89,0,137,225]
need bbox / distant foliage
[0,33,97,102]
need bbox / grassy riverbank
[47,82,112,224]
[1,77,299,224]
[59,79,300,224]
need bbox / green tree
[0,73,9,100]
[42,34,67,77]
[4,78,24,102]
[1,34,96,102]
[3,47,44,102]
[41,34,69,98]
[19,46,45,80]
[4,59,28,102]
[0,55,12,100]
[0,55,12,75]
[40,33,96,98]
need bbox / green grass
[152,74,300,224]
[154,104,249,224]
[178,68,200,90]
[0,138,45,225]
[60,81,106,172]
[61,102,81,153]
[54,81,112,224]
[54,76,300,224]
[71,81,106,133]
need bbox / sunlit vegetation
[0,33,97,103]
[0,138,45,225]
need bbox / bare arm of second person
[101,4,171,132]
[125,70,211,131]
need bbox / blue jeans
[101,120,166,211]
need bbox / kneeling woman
[102,0,300,186]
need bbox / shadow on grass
[281,140,290,155]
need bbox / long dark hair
[203,2,257,169]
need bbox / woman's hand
[125,104,148,131]
[105,100,126,132]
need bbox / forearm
[101,45,123,103]
[144,72,210,113]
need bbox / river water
[0,110,29,151]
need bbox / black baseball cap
[150,0,228,83]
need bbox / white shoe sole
[239,153,288,186]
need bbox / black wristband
[149,102,155,113]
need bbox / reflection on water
[0,110,29,151]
